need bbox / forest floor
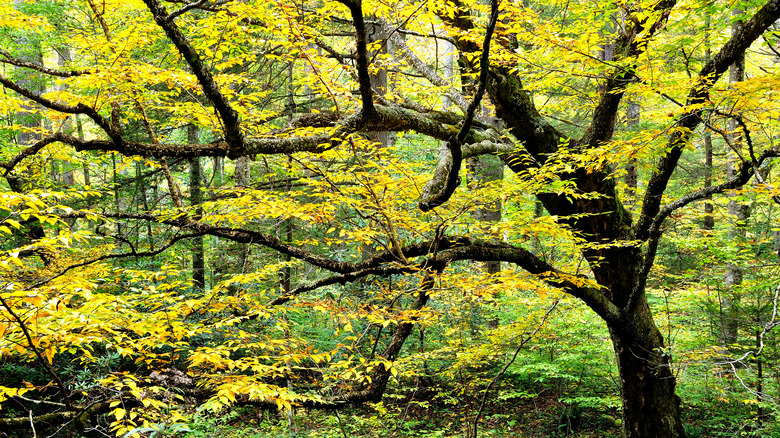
[184,392,625,438]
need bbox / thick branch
[635,0,780,241]
[337,0,375,115]
[582,1,676,148]
[0,395,141,431]
[1,133,69,176]
[142,0,245,155]
[431,240,620,323]
[63,105,507,159]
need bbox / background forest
[1,0,780,437]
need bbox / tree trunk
[9,0,50,264]
[235,155,252,273]
[367,16,388,148]
[720,9,747,347]
[703,129,714,230]
[625,99,639,207]
[702,12,714,231]
[592,246,685,438]
[609,294,685,438]
[189,125,205,290]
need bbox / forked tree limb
[419,0,500,212]
[142,0,245,155]
[635,0,780,242]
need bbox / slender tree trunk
[702,13,714,230]
[210,156,223,286]
[189,125,205,290]
[75,115,90,186]
[112,153,128,243]
[235,156,251,273]
[625,99,639,206]
[213,157,223,187]
[703,130,714,229]
[720,10,748,347]
[136,161,154,250]
[8,0,50,264]
[56,47,75,188]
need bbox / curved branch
[60,208,616,320]
[629,144,780,314]
[167,0,208,21]
[28,231,209,290]
[430,239,620,323]
[419,0,500,212]
[635,0,780,241]
[0,75,114,136]
[269,265,416,306]
[1,133,70,176]
[0,50,90,77]
[142,0,245,155]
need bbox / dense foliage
[1,0,780,437]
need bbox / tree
[2,1,780,437]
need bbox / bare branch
[167,0,208,21]
[0,50,90,77]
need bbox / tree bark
[609,292,684,438]
[189,125,205,290]
[625,99,639,207]
[720,8,748,347]
[367,16,389,148]
[235,155,252,273]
